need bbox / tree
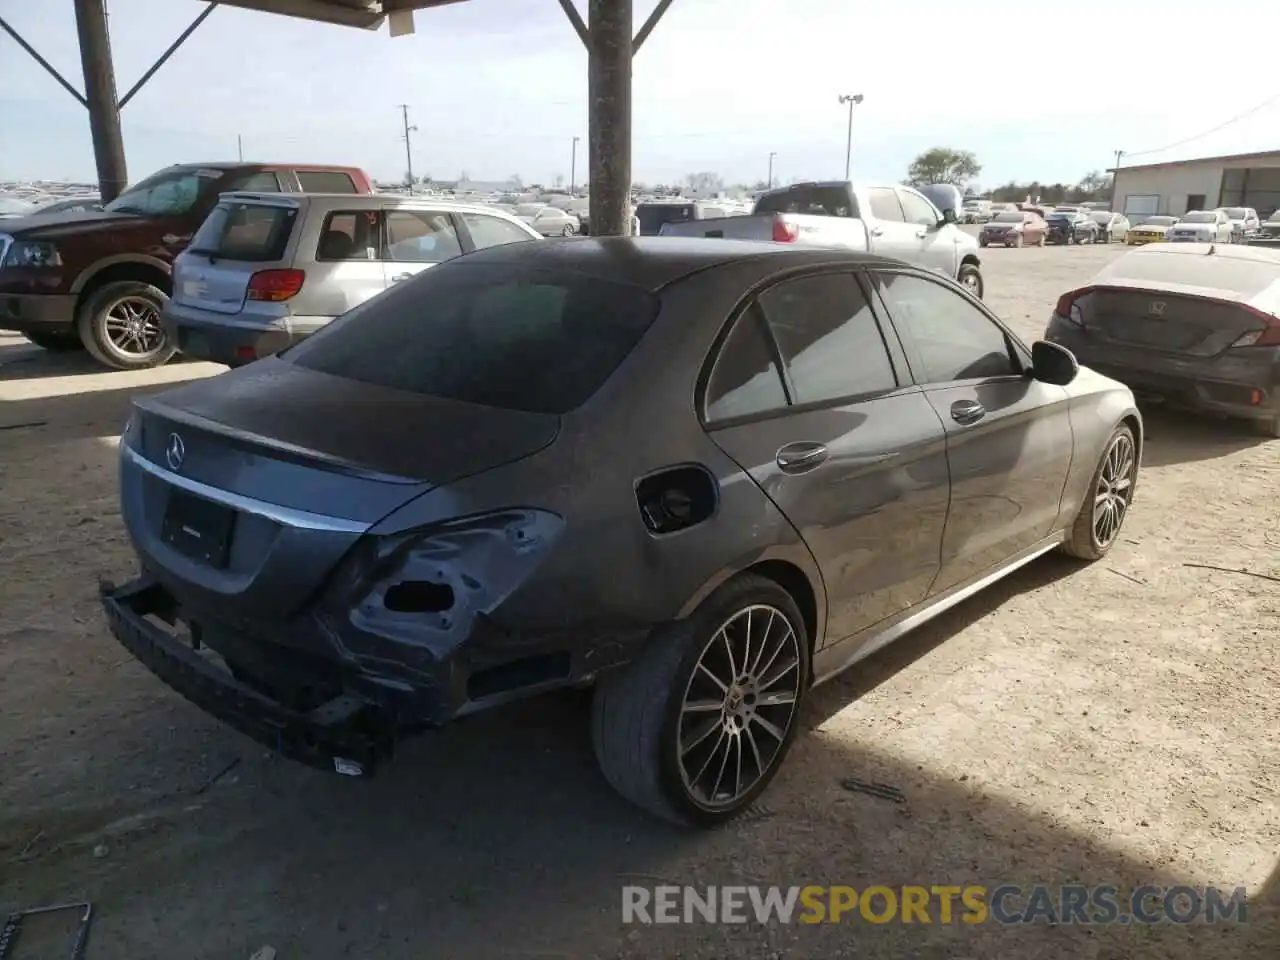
[507,174,524,189]
[685,171,725,196]
[553,173,565,190]
[906,148,982,186]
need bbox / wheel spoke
[682,698,723,714]
[681,716,721,757]
[690,728,726,786]
[708,731,734,800]
[751,713,786,742]
[756,691,797,709]
[759,654,798,692]
[747,609,776,676]
[696,661,728,693]
[720,628,738,680]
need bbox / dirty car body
[102,238,1142,824]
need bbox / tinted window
[899,189,940,227]
[704,313,788,422]
[190,201,297,262]
[867,188,905,222]
[317,211,379,261]
[757,273,897,404]
[754,186,857,218]
[992,212,1022,223]
[1182,212,1216,223]
[297,170,357,193]
[104,167,214,215]
[877,272,1019,383]
[228,171,282,193]
[461,213,536,249]
[385,210,463,262]
[287,263,660,414]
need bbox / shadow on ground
[1137,405,1269,468]
[2,552,1268,960]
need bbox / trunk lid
[172,196,301,315]
[1071,285,1272,357]
[136,358,560,497]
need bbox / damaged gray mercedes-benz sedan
[102,237,1142,826]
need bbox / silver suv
[162,193,541,366]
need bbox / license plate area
[162,490,236,568]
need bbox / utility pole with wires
[237,134,243,162]
[1110,149,1125,211]
[768,151,776,189]
[399,104,418,188]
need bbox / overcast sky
[1,0,1277,189]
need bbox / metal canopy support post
[630,0,672,54]
[0,16,88,106]
[119,3,219,109]
[74,0,128,202]
[587,0,632,237]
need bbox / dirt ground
[1,242,1277,959]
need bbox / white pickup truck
[658,180,985,298]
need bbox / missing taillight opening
[246,268,305,302]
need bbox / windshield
[0,197,35,215]
[993,212,1022,223]
[1090,212,1112,224]
[515,204,545,216]
[1047,212,1075,220]
[1223,208,1248,218]
[1140,216,1176,226]
[1181,212,1217,223]
[286,262,660,415]
[963,200,983,208]
[104,167,215,215]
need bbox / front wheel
[957,263,983,299]
[591,573,810,826]
[1061,424,1138,560]
[561,223,575,236]
[77,280,175,370]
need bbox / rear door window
[867,188,906,222]
[461,213,536,249]
[757,272,898,404]
[227,171,283,192]
[385,210,464,262]
[899,189,940,226]
[286,262,661,414]
[317,211,381,261]
[189,201,297,261]
[297,170,357,193]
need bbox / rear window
[286,262,661,414]
[1181,212,1217,223]
[754,187,857,218]
[297,170,357,193]
[189,201,297,262]
[992,212,1022,223]
[636,204,695,235]
[1223,208,1248,218]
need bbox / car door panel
[701,272,951,647]
[870,269,1075,595]
[301,209,387,332]
[865,187,920,263]
[897,187,958,277]
[382,208,464,284]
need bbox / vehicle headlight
[2,240,62,268]
[337,509,565,646]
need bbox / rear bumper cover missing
[100,575,391,777]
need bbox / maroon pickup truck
[0,162,374,369]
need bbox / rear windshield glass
[636,204,695,235]
[1090,212,1111,223]
[992,212,1022,223]
[1223,208,1248,218]
[286,262,661,414]
[188,201,297,262]
[1181,212,1217,223]
[753,186,857,218]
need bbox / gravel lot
[1,241,1276,959]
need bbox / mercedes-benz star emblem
[165,433,186,472]
[1150,300,1167,317]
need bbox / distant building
[1110,150,1280,219]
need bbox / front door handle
[869,226,884,237]
[391,273,413,283]
[950,399,986,425]
[915,229,928,239]
[776,441,829,473]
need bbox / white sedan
[1166,210,1233,243]
[517,204,579,237]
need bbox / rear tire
[1061,424,1138,561]
[561,224,575,236]
[957,263,984,299]
[591,573,810,827]
[77,280,175,371]
[23,330,84,352]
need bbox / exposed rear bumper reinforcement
[100,576,392,778]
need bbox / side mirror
[941,207,958,225]
[1031,340,1079,386]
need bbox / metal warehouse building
[1110,150,1280,220]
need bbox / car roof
[217,192,528,217]
[451,236,907,291]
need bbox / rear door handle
[776,441,829,473]
[915,229,928,239]
[950,399,986,425]
[391,273,413,283]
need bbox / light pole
[1110,149,1125,211]
[768,151,776,189]
[570,136,580,195]
[399,104,418,188]
[838,93,864,180]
